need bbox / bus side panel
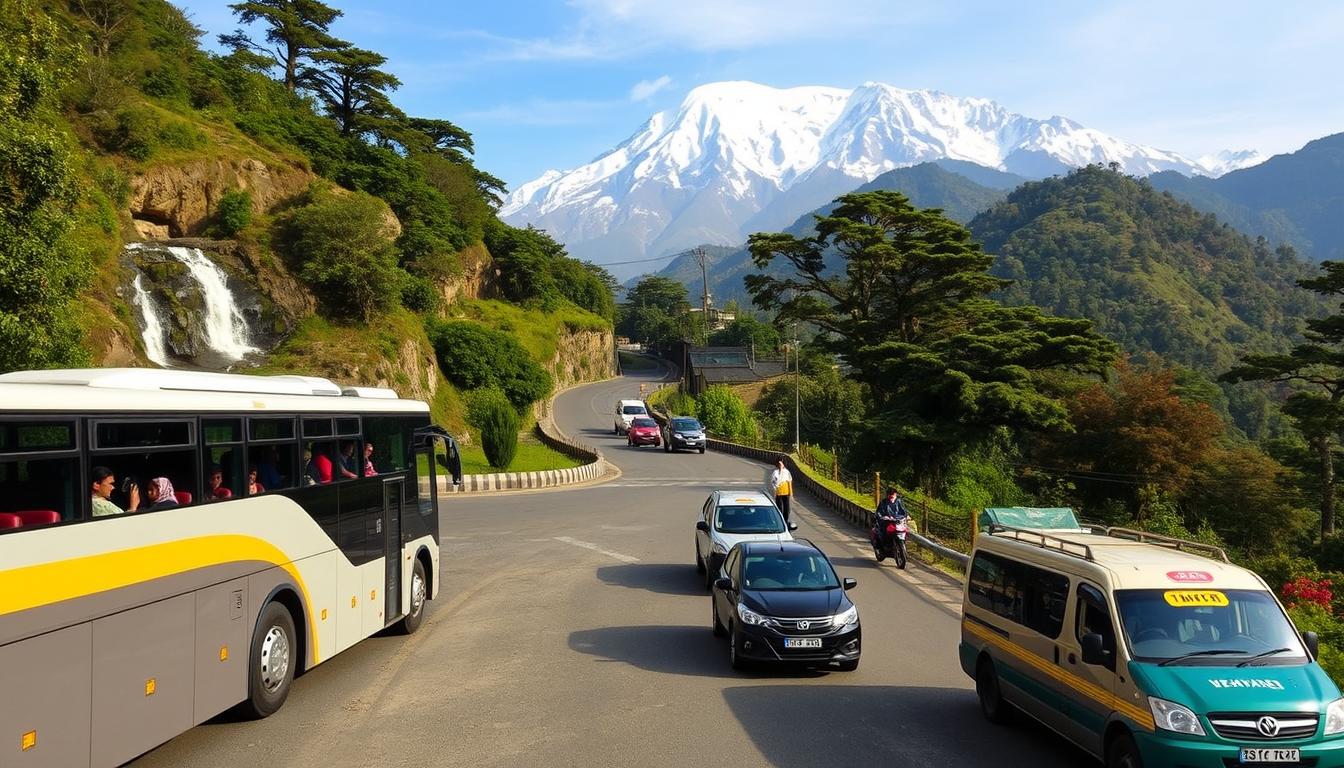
[296,550,338,668]
[91,593,195,768]
[192,577,249,725]
[335,554,365,655]
[363,558,387,634]
[0,623,92,768]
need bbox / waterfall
[131,273,171,367]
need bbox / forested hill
[971,166,1322,375]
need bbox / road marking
[554,536,640,563]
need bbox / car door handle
[1067,652,1077,665]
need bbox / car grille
[1208,712,1319,741]
[771,616,835,635]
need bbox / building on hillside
[673,343,789,399]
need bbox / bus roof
[0,368,429,414]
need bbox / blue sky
[177,0,1344,191]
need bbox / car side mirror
[696,521,709,532]
[714,577,732,592]
[787,522,798,531]
[1081,633,1108,665]
[842,577,857,590]
[1303,630,1319,659]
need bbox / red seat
[13,510,60,526]
[212,487,233,500]
[174,491,193,505]
[0,513,21,529]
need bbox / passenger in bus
[337,441,359,479]
[91,466,139,517]
[256,447,283,490]
[301,447,318,486]
[363,442,378,477]
[247,466,265,495]
[305,444,333,484]
[144,477,181,509]
[208,466,233,500]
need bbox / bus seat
[13,510,60,526]
[212,487,233,500]
[0,513,21,529]
[174,491,193,505]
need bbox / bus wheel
[396,558,428,635]
[1106,734,1144,768]
[247,601,296,718]
[976,657,1011,724]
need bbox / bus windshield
[1115,589,1308,665]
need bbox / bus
[0,368,463,768]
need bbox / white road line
[554,536,641,563]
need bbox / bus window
[204,419,243,501]
[0,455,79,524]
[364,417,410,474]
[248,443,297,493]
[91,420,197,510]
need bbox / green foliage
[618,276,693,347]
[942,443,1028,512]
[755,367,863,452]
[709,316,781,352]
[474,390,520,470]
[91,106,206,160]
[427,320,552,411]
[274,186,400,319]
[399,273,439,314]
[214,189,253,236]
[1285,603,1344,685]
[483,222,615,320]
[696,385,756,441]
[463,386,515,427]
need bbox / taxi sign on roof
[1164,590,1229,608]
[980,507,1082,532]
[735,498,757,503]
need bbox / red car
[626,417,662,447]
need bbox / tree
[755,367,863,452]
[465,388,519,470]
[709,317,781,354]
[746,190,1116,492]
[301,45,400,136]
[427,321,552,410]
[618,276,690,347]
[275,187,400,320]
[696,385,755,441]
[1224,261,1344,536]
[220,0,345,94]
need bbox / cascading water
[131,273,171,367]
[125,243,261,368]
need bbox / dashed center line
[554,536,640,563]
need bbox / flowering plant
[1283,577,1334,612]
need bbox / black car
[711,539,860,671]
[663,415,706,454]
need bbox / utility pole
[693,247,711,334]
[793,322,800,455]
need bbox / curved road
[134,363,1090,767]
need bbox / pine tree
[220,0,345,94]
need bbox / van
[614,399,647,435]
[960,520,1344,768]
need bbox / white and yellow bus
[0,369,462,768]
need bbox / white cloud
[459,97,625,126]
[629,75,672,102]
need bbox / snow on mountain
[502,81,1260,276]
[1196,149,1267,177]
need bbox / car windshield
[630,417,657,427]
[671,418,701,431]
[715,504,785,534]
[743,552,840,590]
[1115,589,1307,665]
[622,405,646,415]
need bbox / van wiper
[1236,648,1293,667]
[1158,649,1250,666]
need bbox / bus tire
[395,558,428,635]
[246,601,297,718]
[976,656,1011,725]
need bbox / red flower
[1282,577,1333,612]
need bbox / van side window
[1076,583,1117,670]
[968,552,1069,639]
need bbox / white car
[613,399,648,434]
[694,489,797,589]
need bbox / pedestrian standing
[770,457,794,523]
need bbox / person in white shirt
[770,457,794,522]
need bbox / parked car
[695,489,796,589]
[663,416,706,454]
[614,399,648,435]
[627,417,662,447]
[712,539,861,671]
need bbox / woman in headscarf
[145,477,181,509]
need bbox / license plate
[1240,747,1300,763]
[784,638,822,648]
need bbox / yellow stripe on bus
[0,535,320,662]
[964,618,1155,730]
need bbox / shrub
[96,108,159,160]
[155,119,206,151]
[696,385,755,441]
[400,273,440,314]
[464,387,514,430]
[214,189,252,237]
[1284,577,1334,612]
[427,320,552,411]
[471,389,519,470]
[275,187,400,320]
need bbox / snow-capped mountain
[502,81,1260,275]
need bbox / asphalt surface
[132,361,1092,767]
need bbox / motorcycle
[872,515,908,569]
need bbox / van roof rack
[987,524,1095,562]
[1104,527,1230,563]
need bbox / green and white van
[960,520,1344,767]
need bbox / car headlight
[832,605,858,628]
[1149,697,1205,736]
[738,603,770,626]
[711,541,728,555]
[1326,698,1344,735]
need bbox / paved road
[133,363,1091,767]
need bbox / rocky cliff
[129,157,315,238]
[551,327,615,389]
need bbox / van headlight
[738,603,769,626]
[1149,697,1205,736]
[1325,698,1344,735]
[711,541,728,555]
[832,605,858,628]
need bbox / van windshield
[621,405,646,415]
[1115,589,1308,666]
[715,505,785,534]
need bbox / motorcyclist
[872,487,909,548]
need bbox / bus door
[382,477,404,621]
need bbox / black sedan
[711,539,860,671]
[663,416,706,454]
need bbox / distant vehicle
[663,416,706,454]
[613,399,648,435]
[626,417,661,447]
[695,489,796,589]
[962,520,1341,768]
[712,539,861,671]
